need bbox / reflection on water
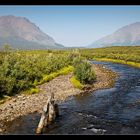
[5,61,140,134]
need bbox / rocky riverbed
[0,64,117,134]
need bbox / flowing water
[5,61,140,134]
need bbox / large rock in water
[0,15,64,49]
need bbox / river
[5,61,140,134]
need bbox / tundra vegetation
[79,46,140,68]
[1,45,139,99]
[0,45,95,98]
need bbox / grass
[30,87,39,94]
[70,76,84,89]
[39,65,74,84]
[23,87,39,95]
[93,58,140,68]
[79,46,140,68]
[126,61,140,68]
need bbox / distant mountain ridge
[89,22,140,48]
[0,15,64,49]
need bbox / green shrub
[73,57,96,84]
[0,47,74,97]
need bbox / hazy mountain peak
[89,22,140,48]
[0,15,62,49]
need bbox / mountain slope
[89,22,140,48]
[0,15,63,49]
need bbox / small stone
[78,113,83,116]
[87,124,94,129]
[22,97,26,100]
[18,95,23,98]
[86,114,93,117]
[90,128,106,133]
[82,127,87,130]
[10,106,13,109]
[93,116,97,119]
[13,99,16,102]
[22,102,25,105]
[0,128,3,133]
[90,128,99,133]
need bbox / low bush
[73,57,96,84]
[0,46,73,96]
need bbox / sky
[0,6,140,47]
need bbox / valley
[0,6,140,135]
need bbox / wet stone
[87,124,94,129]
[90,128,107,134]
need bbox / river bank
[0,64,117,134]
[93,58,140,68]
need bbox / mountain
[0,15,64,49]
[89,22,140,48]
